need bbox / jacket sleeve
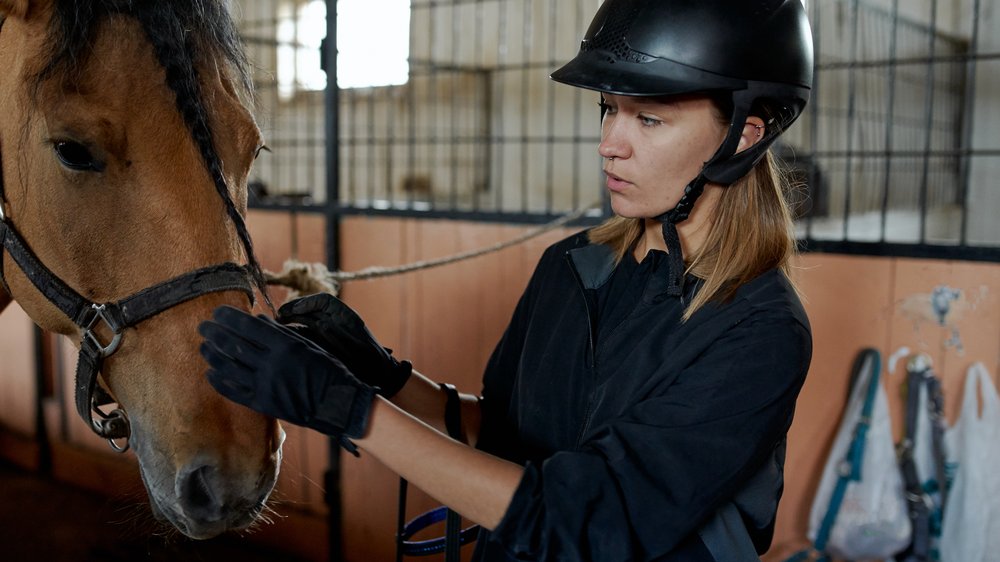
[476,242,562,461]
[487,310,812,560]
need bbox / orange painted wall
[0,212,997,562]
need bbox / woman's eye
[53,141,102,172]
[639,115,661,127]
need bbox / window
[277,0,411,99]
[337,0,411,89]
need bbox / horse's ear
[0,0,30,19]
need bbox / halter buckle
[83,304,124,358]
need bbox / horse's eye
[53,141,103,172]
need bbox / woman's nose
[598,118,629,161]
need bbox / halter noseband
[0,16,257,453]
[0,207,256,451]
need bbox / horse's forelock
[38,1,251,93]
[33,0,270,310]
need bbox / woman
[198,0,814,559]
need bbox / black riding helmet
[551,0,814,297]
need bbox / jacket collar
[567,241,700,303]
[566,243,617,291]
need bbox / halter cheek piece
[0,17,255,452]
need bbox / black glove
[277,293,412,398]
[199,306,376,448]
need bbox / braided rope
[265,202,602,297]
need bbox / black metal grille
[240,0,1000,262]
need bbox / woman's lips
[605,171,631,193]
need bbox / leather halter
[0,16,256,452]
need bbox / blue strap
[398,506,480,556]
[786,349,881,562]
[395,384,481,558]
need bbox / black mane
[35,0,271,309]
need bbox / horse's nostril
[177,464,223,523]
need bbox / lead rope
[265,201,601,298]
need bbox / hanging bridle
[0,16,256,453]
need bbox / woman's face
[598,94,728,218]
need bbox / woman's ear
[735,116,767,154]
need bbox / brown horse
[0,0,283,539]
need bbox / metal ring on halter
[109,436,130,453]
[95,407,131,453]
[83,303,124,358]
[0,199,6,221]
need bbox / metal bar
[323,1,343,560]
[804,0,820,237]
[480,70,494,210]
[449,1,459,210]
[347,89,357,203]
[879,0,900,242]
[520,0,531,213]
[799,239,1000,263]
[918,0,939,244]
[336,205,605,226]
[386,87,397,209]
[807,148,1000,158]
[494,1,507,212]
[841,0,861,241]
[427,3,438,211]
[402,51,1000,74]
[367,82,377,204]
[341,134,602,145]
[544,0,556,215]
[472,0,485,212]
[958,0,981,246]
[816,51,1000,70]
[571,0,584,212]
[407,22,417,211]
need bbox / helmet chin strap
[655,174,708,299]
[653,90,763,300]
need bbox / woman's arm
[356,395,521,530]
[389,369,484,446]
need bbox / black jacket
[472,231,812,561]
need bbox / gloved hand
[199,306,376,447]
[277,293,412,398]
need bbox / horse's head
[0,0,283,538]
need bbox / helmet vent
[582,0,653,64]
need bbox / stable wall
[335,216,1000,561]
[0,211,997,561]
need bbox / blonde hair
[588,151,798,321]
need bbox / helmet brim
[550,49,747,97]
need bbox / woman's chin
[609,198,668,221]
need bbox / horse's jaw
[131,420,285,540]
